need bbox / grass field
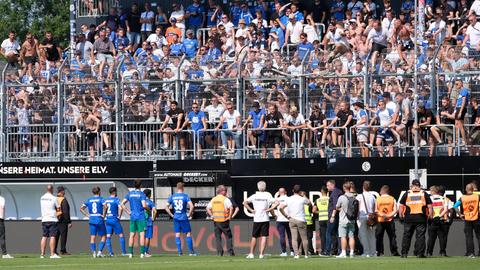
[0,255,477,270]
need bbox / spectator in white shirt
[427,13,446,46]
[146,26,168,48]
[40,185,61,259]
[469,0,480,17]
[0,192,13,259]
[243,181,275,259]
[216,102,242,155]
[356,181,377,257]
[381,10,396,39]
[272,184,311,259]
[285,14,303,46]
[140,3,155,42]
[1,31,20,67]
[170,3,186,39]
[464,14,480,59]
[274,188,294,256]
[252,10,268,28]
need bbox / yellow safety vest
[316,196,329,221]
[210,195,229,222]
[304,205,313,225]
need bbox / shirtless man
[75,110,101,160]
[20,33,39,77]
[391,20,413,66]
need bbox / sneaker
[299,144,304,149]
[2,254,13,259]
[280,252,288,257]
[247,145,257,150]
[290,252,295,256]
[40,255,45,259]
[108,253,114,257]
[189,253,198,256]
[92,252,97,258]
[140,253,145,258]
[401,142,408,147]
[50,254,61,259]
[294,255,299,259]
[349,253,355,258]
[144,253,152,258]
[304,255,309,259]
[246,254,254,259]
[155,117,161,123]
[128,253,133,259]
[420,140,427,146]
[259,254,264,259]
[97,251,105,258]
[226,149,235,154]
[219,145,227,151]
[365,143,374,151]
[336,253,347,258]
[160,143,169,150]
[468,254,476,259]
[319,253,328,257]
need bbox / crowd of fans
[2,0,480,160]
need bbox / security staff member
[301,191,315,255]
[313,186,329,256]
[375,185,400,256]
[458,183,480,258]
[206,185,234,256]
[55,186,72,256]
[426,185,448,257]
[399,179,433,258]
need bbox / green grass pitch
[0,255,478,270]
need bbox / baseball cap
[186,29,194,35]
[252,101,260,108]
[411,179,421,187]
[239,19,246,24]
[170,17,177,23]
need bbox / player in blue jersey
[165,182,196,256]
[80,186,106,258]
[103,187,127,256]
[122,179,148,258]
[144,189,157,257]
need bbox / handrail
[57,53,70,161]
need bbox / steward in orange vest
[459,183,480,258]
[375,185,400,256]
[206,185,235,256]
[399,179,433,258]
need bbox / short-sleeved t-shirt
[265,111,283,129]
[168,108,185,128]
[83,196,105,224]
[439,106,455,124]
[167,192,191,221]
[188,111,206,132]
[456,88,470,108]
[283,194,309,222]
[337,110,354,127]
[246,191,274,223]
[124,190,146,221]
[103,196,121,222]
[309,113,326,127]
[249,109,265,128]
[336,192,356,225]
[222,110,241,129]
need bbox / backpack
[346,196,359,221]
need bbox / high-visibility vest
[405,190,426,215]
[316,196,329,221]
[56,196,64,217]
[431,195,446,219]
[460,194,480,221]
[210,195,229,222]
[376,195,395,222]
[304,205,313,225]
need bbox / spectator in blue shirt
[183,30,199,58]
[230,0,242,26]
[331,0,345,22]
[290,3,304,23]
[185,0,205,36]
[243,101,266,151]
[185,102,207,158]
[205,0,218,27]
[270,19,285,47]
[297,33,314,60]
[114,28,130,51]
[254,0,268,21]
[184,61,204,93]
[205,39,222,63]
[455,79,470,146]
[240,3,254,25]
[169,34,185,57]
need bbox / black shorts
[371,42,387,54]
[24,56,37,64]
[42,222,58,237]
[406,120,415,128]
[266,132,282,148]
[86,129,97,147]
[252,222,269,238]
[455,108,467,121]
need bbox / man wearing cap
[55,186,72,256]
[166,18,183,45]
[399,180,433,258]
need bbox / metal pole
[57,56,69,161]
[176,55,186,108]
[0,65,8,162]
[413,0,419,179]
[69,0,77,59]
[115,56,125,161]
[237,45,248,116]
[299,52,309,117]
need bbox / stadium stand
[1,0,480,162]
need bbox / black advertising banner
[0,161,153,180]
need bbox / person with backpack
[330,181,358,258]
[398,179,433,258]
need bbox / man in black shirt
[413,102,435,148]
[307,104,327,158]
[55,186,72,255]
[311,0,330,25]
[159,101,186,159]
[325,101,353,156]
[264,104,284,159]
[126,3,142,51]
[39,32,61,62]
[430,96,455,156]
[399,180,433,258]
